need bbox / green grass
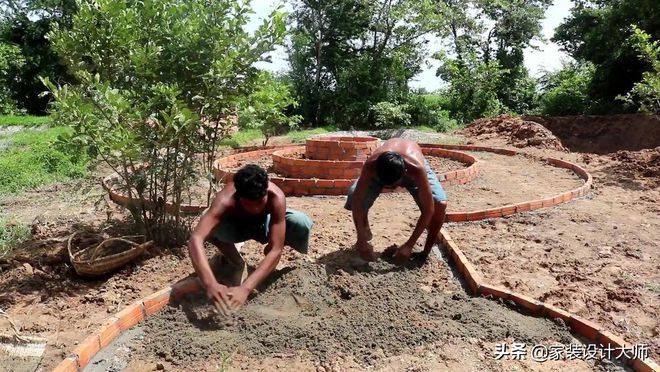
[0,126,90,196]
[218,128,263,148]
[0,115,51,128]
[0,220,31,258]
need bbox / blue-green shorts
[344,160,447,211]
[210,208,313,254]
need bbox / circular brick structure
[305,136,379,161]
[272,146,364,180]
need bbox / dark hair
[234,164,269,200]
[376,151,405,185]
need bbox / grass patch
[0,127,90,196]
[286,125,337,143]
[0,115,51,128]
[218,129,263,148]
[0,220,31,258]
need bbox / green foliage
[436,51,506,123]
[288,0,430,128]
[370,102,411,129]
[43,0,286,245]
[0,0,77,114]
[0,43,25,114]
[428,0,549,119]
[0,126,89,195]
[0,219,31,258]
[238,73,302,145]
[617,26,660,115]
[218,129,263,149]
[539,62,596,116]
[406,93,460,132]
[0,114,50,127]
[553,0,660,109]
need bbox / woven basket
[67,232,153,277]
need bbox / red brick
[571,189,580,199]
[478,284,512,300]
[484,209,503,219]
[466,211,487,221]
[552,195,563,205]
[171,277,202,300]
[446,213,468,222]
[542,197,555,208]
[509,293,542,314]
[500,205,516,216]
[52,357,78,372]
[463,262,483,295]
[562,191,573,202]
[142,287,172,316]
[539,303,572,322]
[299,179,316,188]
[317,180,334,188]
[73,335,101,369]
[96,317,121,348]
[515,202,531,213]
[115,302,145,331]
[529,200,543,210]
[334,179,353,189]
[597,330,627,349]
[570,315,601,341]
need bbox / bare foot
[355,240,377,261]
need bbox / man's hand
[393,242,415,265]
[205,281,232,315]
[228,286,252,309]
[355,239,377,261]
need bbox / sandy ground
[0,123,656,370]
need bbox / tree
[0,0,77,114]
[43,0,286,245]
[538,61,596,115]
[288,0,431,128]
[618,26,660,115]
[0,43,25,114]
[428,0,550,120]
[553,0,660,110]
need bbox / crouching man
[345,138,448,264]
[188,164,313,313]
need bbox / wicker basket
[67,232,153,277]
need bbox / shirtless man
[188,164,313,313]
[345,138,448,264]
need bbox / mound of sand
[460,115,566,151]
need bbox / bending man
[188,165,313,312]
[345,138,448,264]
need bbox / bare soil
[460,115,567,151]
[0,116,657,371]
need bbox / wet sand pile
[139,260,574,367]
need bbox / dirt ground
[0,115,658,371]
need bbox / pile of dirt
[460,115,566,151]
[609,147,660,187]
[139,260,574,367]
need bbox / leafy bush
[538,62,595,116]
[0,43,26,115]
[617,26,660,115]
[238,73,302,146]
[370,102,411,128]
[406,93,460,132]
[43,0,286,246]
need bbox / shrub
[370,101,411,128]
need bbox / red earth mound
[460,115,567,151]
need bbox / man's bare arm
[188,190,228,288]
[405,165,435,247]
[352,163,375,242]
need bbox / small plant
[0,220,31,258]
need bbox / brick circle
[305,136,379,161]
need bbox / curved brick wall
[213,145,479,196]
[305,136,379,161]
